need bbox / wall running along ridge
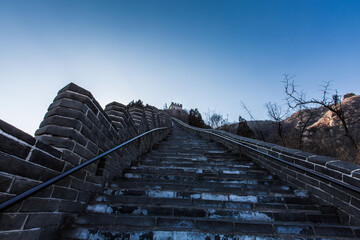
[0,83,171,239]
[174,118,360,226]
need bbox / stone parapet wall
[0,83,171,239]
[174,118,360,226]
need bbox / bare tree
[284,74,358,150]
[205,110,228,129]
[241,102,266,141]
[294,105,315,149]
[265,102,287,146]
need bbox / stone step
[63,215,359,239]
[91,195,326,213]
[97,187,314,205]
[123,168,271,179]
[84,202,339,224]
[88,196,328,213]
[62,227,360,240]
[115,176,282,186]
[129,163,260,172]
[107,180,296,195]
[131,161,256,170]
[123,172,276,183]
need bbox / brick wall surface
[0,83,171,239]
[174,118,360,226]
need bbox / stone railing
[0,83,171,239]
[174,118,360,226]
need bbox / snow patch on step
[146,190,175,198]
[132,208,148,216]
[153,231,173,239]
[207,209,272,221]
[202,193,228,201]
[87,204,113,213]
[294,190,309,197]
[229,195,258,203]
[189,193,201,199]
[237,211,272,221]
[95,196,105,201]
[124,173,141,179]
[192,156,207,161]
[221,180,259,184]
[233,164,251,168]
[276,225,309,234]
[71,228,90,239]
[222,170,245,174]
[206,151,227,154]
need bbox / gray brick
[327,160,360,175]
[0,134,31,159]
[314,165,343,181]
[306,185,332,202]
[0,119,36,145]
[39,115,82,132]
[319,182,350,202]
[43,105,83,120]
[58,82,93,99]
[20,198,60,212]
[0,173,13,192]
[36,135,75,150]
[0,213,27,230]
[24,213,62,228]
[51,186,78,200]
[343,175,360,188]
[59,201,85,213]
[298,174,320,187]
[36,125,87,147]
[34,140,62,158]
[0,228,41,240]
[74,143,95,160]
[0,152,58,181]
[9,178,40,195]
[29,149,65,172]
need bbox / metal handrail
[173,118,360,194]
[0,126,172,211]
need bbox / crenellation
[0,82,172,238]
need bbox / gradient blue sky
[1,0,359,135]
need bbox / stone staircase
[61,125,360,239]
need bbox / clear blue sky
[1,0,359,135]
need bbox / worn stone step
[107,180,295,195]
[67,215,359,239]
[90,195,327,213]
[115,176,281,186]
[123,168,272,179]
[128,165,262,174]
[96,188,314,206]
[62,227,360,240]
[84,203,339,224]
[123,172,276,183]
[129,164,261,173]
[134,155,254,163]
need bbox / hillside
[219,94,360,163]
[283,94,360,163]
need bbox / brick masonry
[0,83,171,239]
[174,118,360,226]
